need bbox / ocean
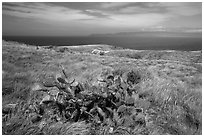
[2,36,202,51]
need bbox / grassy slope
[2,40,202,135]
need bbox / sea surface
[2,36,202,51]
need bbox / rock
[92,49,108,55]
[91,49,100,54]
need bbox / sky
[2,2,202,36]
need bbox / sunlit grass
[2,41,202,135]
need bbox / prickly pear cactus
[22,67,147,135]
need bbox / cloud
[2,2,95,21]
[2,2,202,36]
[118,5,160,14]
[3,2,201,22]
[81,13,169,29]
[100,2,131,8]
[159,2,202,16]
[83,9,110,19]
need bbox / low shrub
[126,70,141,85]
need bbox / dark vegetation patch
[126,70,141,85]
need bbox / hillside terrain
[2,40,202,135]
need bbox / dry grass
[2,40,202,135]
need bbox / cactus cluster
[6,66,146,134]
